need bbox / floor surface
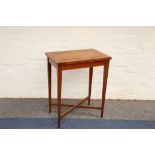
[0,98,154,120]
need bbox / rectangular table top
[46,49,111,66]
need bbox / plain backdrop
[0,27,155,99]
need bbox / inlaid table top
[46,49,111,66]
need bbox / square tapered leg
[101,60,109,118]
[47,58,52,113]
[57,67,62,128]
[88,67,93,105]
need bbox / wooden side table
[46,49,112,128]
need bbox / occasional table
[46,49,112,128]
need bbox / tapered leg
[101,61,110,118]
[57,67,62,128]
[47,58,52,113]
[88,67,93,105]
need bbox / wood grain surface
[46,49,111,66]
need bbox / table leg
[101,61,110,118]
[47,58,52,113]
[57,67,62,128]
[88,67,93,105]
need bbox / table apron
[60,61,106,70]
